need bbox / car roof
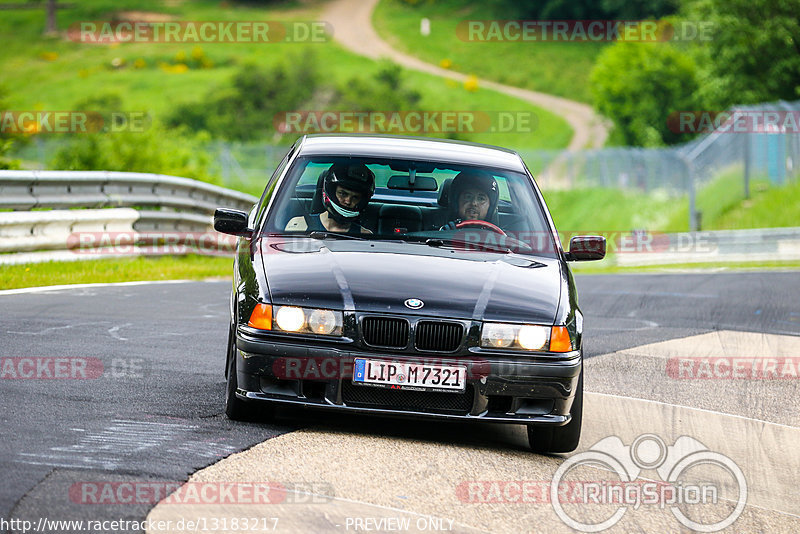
[296,134,527,173]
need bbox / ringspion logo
[551,434,747,532]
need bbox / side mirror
[213,208,251,237]
[565,235,606,261]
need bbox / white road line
[0,279,225,296]
[107,324,131,341]
[586,391,799,431]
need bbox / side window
[493,175,512,202]
[253,146,295,227]
[296,162,331,187]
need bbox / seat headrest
[310,171,325,212]
[437,178,453,207]
[379,204,423,219]
[378,204,423,234]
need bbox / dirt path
[321,0,609,151]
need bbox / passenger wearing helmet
[440,170,500,230]
[286,163,375,234]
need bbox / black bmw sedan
[213,134,605,453]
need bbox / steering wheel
[455,219,506,235]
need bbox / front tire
[527,365,583,453]
[225,326,269,421]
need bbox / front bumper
[235,330,582,425]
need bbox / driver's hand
[439,219,462,231]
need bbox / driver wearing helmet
[286,163,375,234]
[440,170,499,230]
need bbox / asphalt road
[1,272,799,532]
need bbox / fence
[7,140,288,196]
[7,100,800,233]
[534,100,800,230]
[0,170,257,264]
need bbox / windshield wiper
[425,237,510,254]
[308,231,368,241]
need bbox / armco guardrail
[0,208,140,253]
[0,170,256,213]
[614,227,800,267]
[0,170,258,264]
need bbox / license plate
[353,359,466,391]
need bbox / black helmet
[448,170,499,223]
[321,163,375,223]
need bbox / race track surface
[2,273,799,533]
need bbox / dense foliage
[166,50,320,141]
[590,42,700,146]
[51,93,213,181]
[590,0,800,146]
[167,55,423,141]
[685,0,800,108]
[0,86,20,169]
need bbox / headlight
[517,325,548,350]
[481,323,570,352]
[275,306,305,332]
[308,309,337,335]
[482,323,515,348]
[261,305,343,336]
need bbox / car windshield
[262,156,559,258]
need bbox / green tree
[0,85,20,169]
[456,0,679,19]
[590,41,700,146]
[335,61,422,113]
[601,0,680,19]
[52,122,213,182]
[168,51,320,141]
[684,0,800,107]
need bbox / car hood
[260,239,562,324]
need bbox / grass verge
[544,168,798,235]
[373,0,606,104]
[0,0,572,155]
[0,255,231,290]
